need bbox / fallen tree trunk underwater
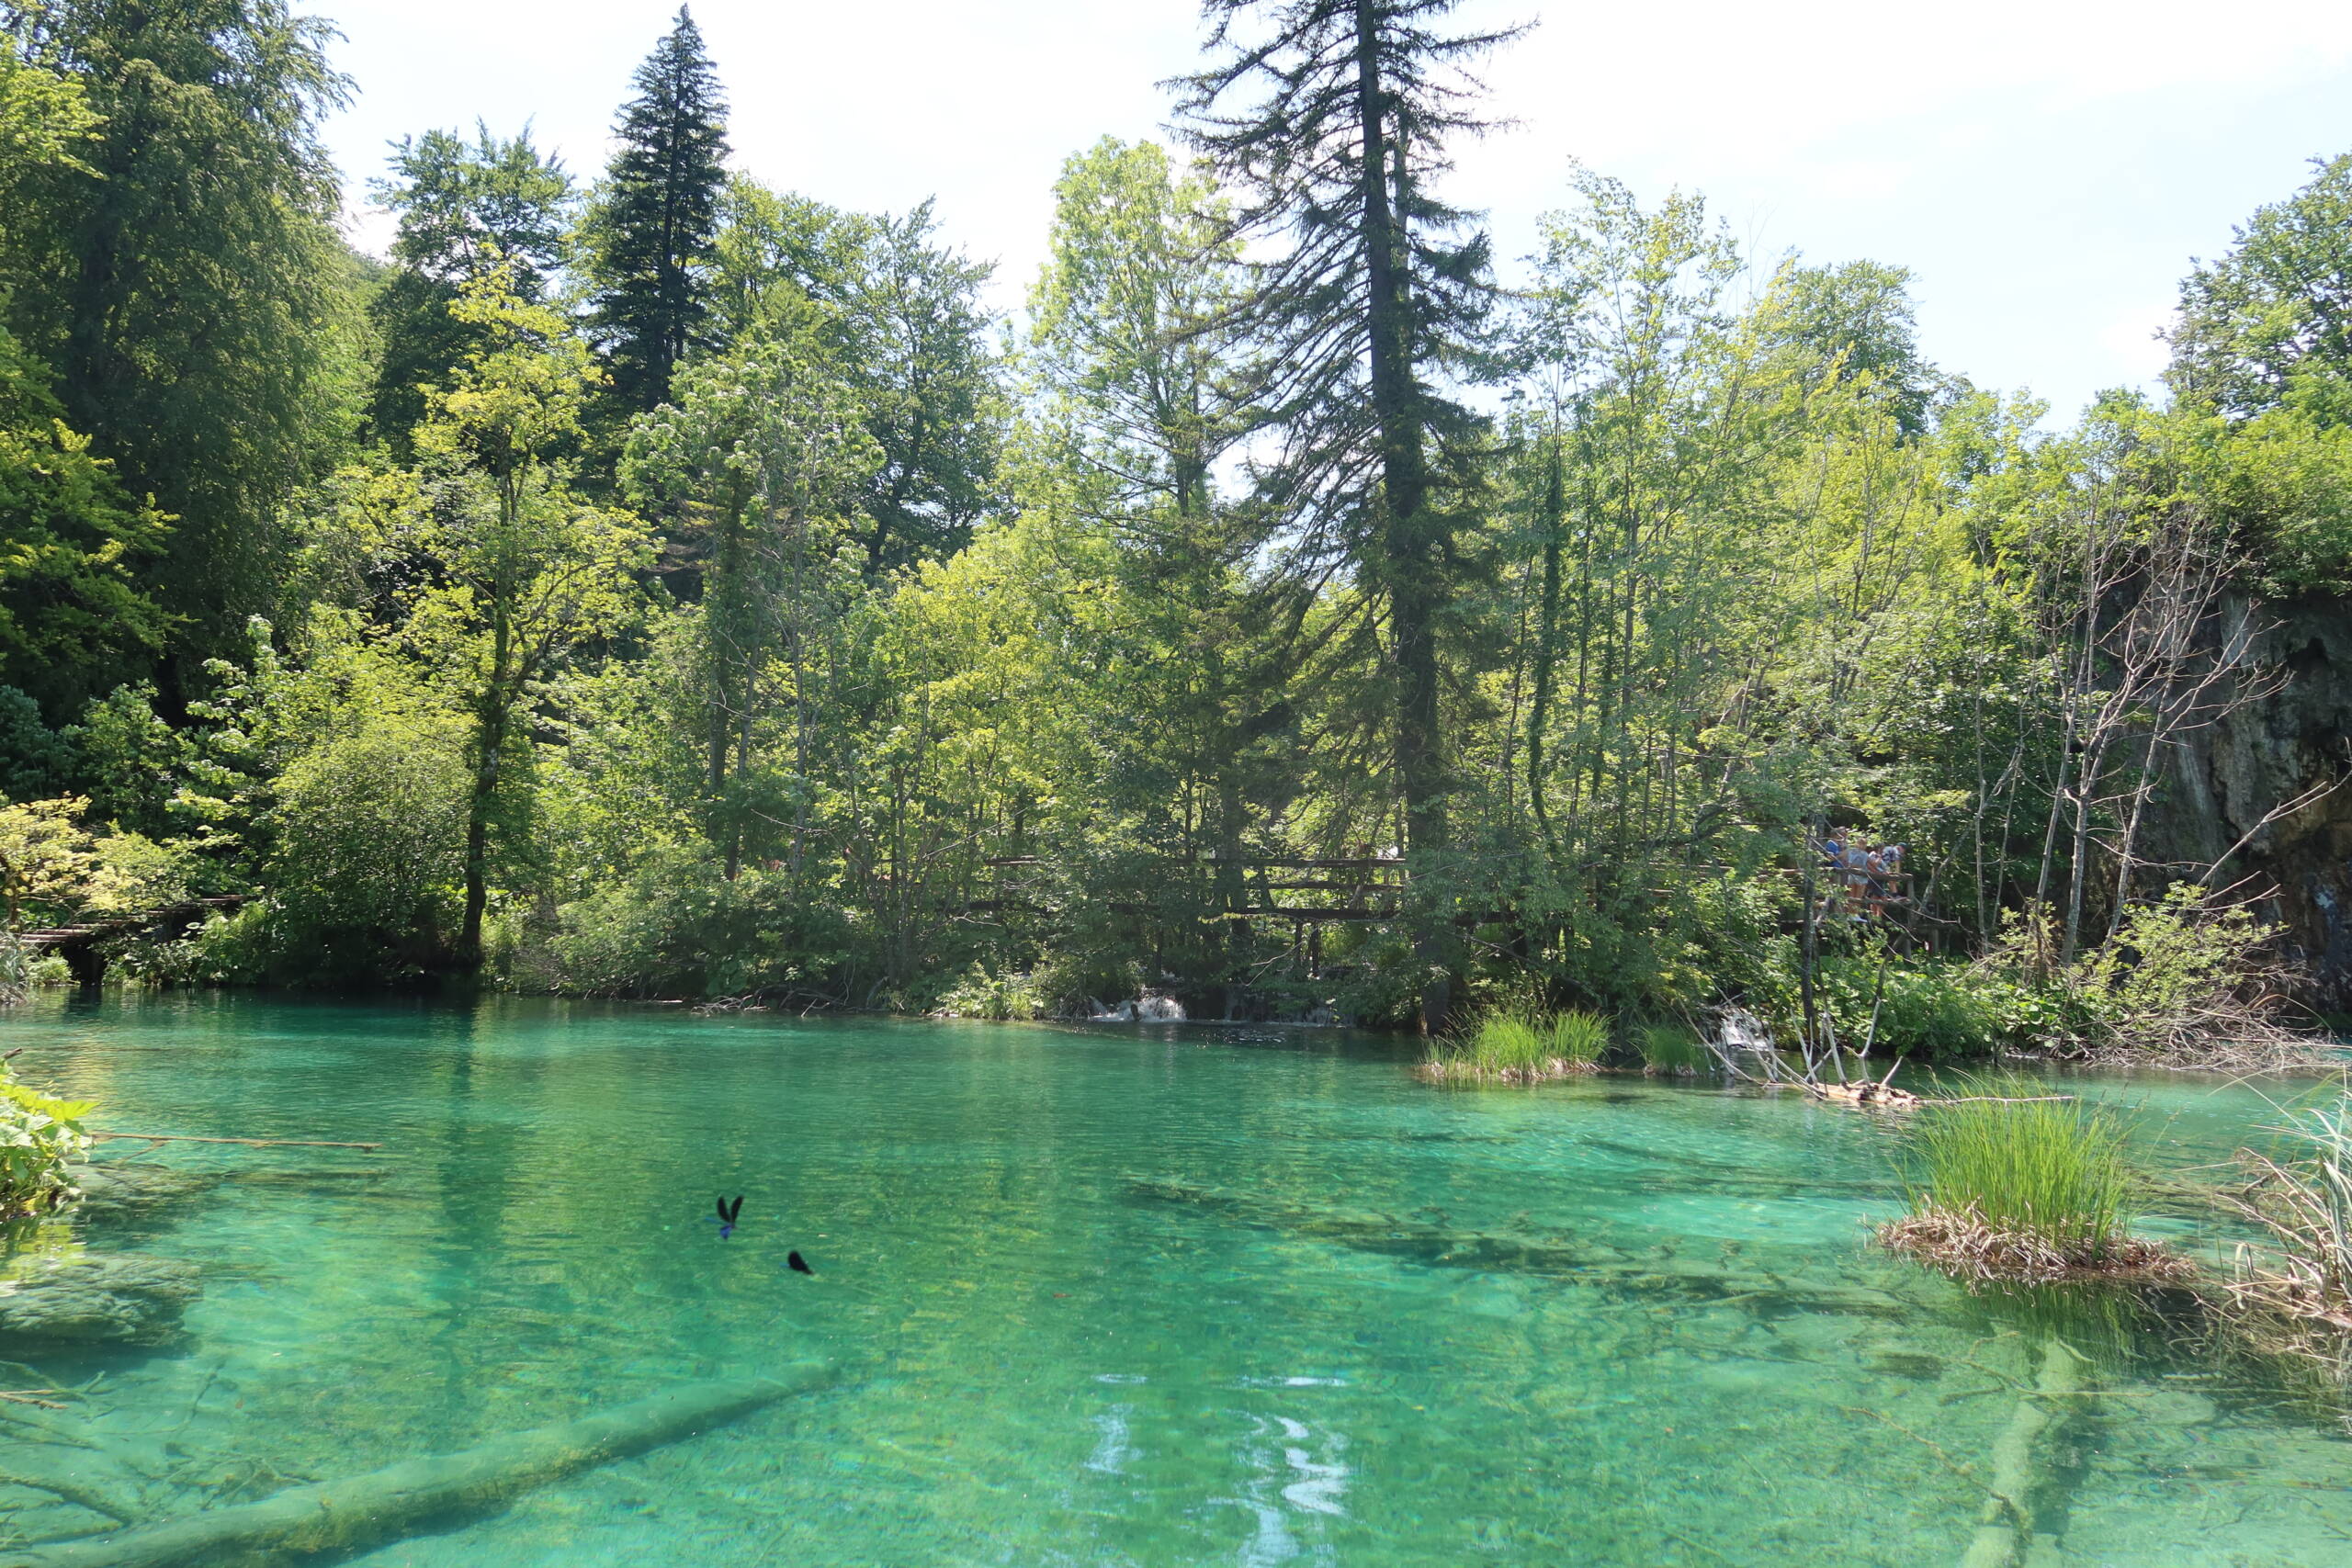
[1125,1177,1920,1317]
[1958,1338,2092,1568]
[5,1364,832,1568]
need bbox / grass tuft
[2223,1091,2352,1333]
[1635,1021,1707,1076]
[1877,1078,2181,1282]
[1421,1006,1609,1083]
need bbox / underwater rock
[65,1166,221,1222]
[0,1254,200,1345]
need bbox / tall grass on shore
[2225,1091,2352,1333]
[1878,1079,2183,1282]
[1635,1022,1708,1076]
[1422,1007,1609,1083]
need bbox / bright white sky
[311,0,2352,423]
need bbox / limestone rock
[0,1253,200,1345]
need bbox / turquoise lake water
[0,993,2346,1565]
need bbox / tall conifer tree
[585,6,729,415]
[1176,0,1520,1029]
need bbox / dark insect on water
[787,1250,813,1275]
[714,1195,744,1239]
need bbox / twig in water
[1839,1404,1977,1483]
[0,1391,65,1410]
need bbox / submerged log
[6,1364,831,1568]
[1125,1177,1916,1316]
[1958,1338,2089,1568]
[0,1257,199,1347]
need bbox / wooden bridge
[17,896,247,985]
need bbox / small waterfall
[1091,992,1188,1023]
[1713,1008,1773,1052]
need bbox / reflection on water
[0,992,2344,1565]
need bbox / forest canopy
[3,0,2346,1058]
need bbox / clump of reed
[1877,1078,2186,1283]
[1634,1021,1708,1077]
[2222,1090,2352,1335]
[1420,1006,1609,1083]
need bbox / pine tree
[585,6,730,415]
[1175,0,1521,1030]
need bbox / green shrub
[935,963,1046,1021]
[0,1076,94,1219]
[549,854,851,1000]
[1816,955,2006,1060]
[1906,1079,2132,1258]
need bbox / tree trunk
[1352,2,1449,1032]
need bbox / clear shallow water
[0,994,2346,1566]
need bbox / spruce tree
[586,6,730,415]
[1175,0,1521,1029]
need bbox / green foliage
[1905,1080,2134,1258]
[254,707,471,986]
[0,1073,94,1219]
[1635,1021,1708,1075]
[935,964,1047,1021]
[366,123,575,450]
[0,321,170,715]
[1981,888,2282,1055]
[2170,152,2352,423]
[0,0,364,673]
[1815,955,2006,1062]
[0,687,72,802]
[62,682,187,835]
[544,853,847,1000]
[0,795,97,930]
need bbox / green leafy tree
[622,329,876,874]
[400,270,654,968]
[2170,152,2352,423]
[366,123,575,452]
[0,0,363,683]
[582,5,729,416]
[0,28,167,717]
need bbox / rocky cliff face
[2146,592,2352,1008]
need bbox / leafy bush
[255,715,471,986]
[548,854,851,1000]
[0,1075,94,1219]
[1817,955,2007,1060]
[1982,887,2292,1058]
[934,964,1046,1021]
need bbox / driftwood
[86,1135,382,1152]
[5,1365,831,1568]
[1126,1177,1917,1316]
[1958,1338,2090,1568]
